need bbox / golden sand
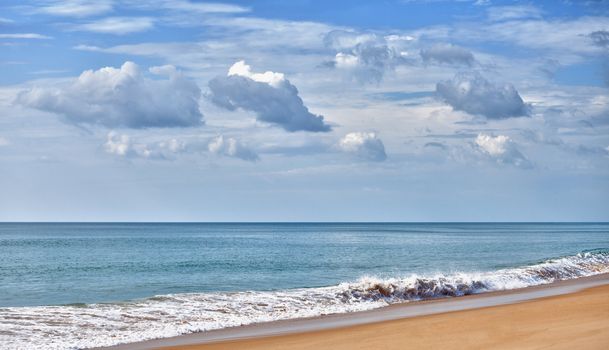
[160,284,609,350]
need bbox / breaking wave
[1,250,608,350]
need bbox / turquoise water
[2,222,608,307]
[1,222,609,349]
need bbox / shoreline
[100,273,609,350]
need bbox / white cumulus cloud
[104,132,258,162]
[334,52,359,68]
[339,132,387,162]
[17,61,203,128]
[208,135,259,162]
[475,133,532,168]
[208,60,331,132]
[436,72,530,119]
[227,60,286,87]
[104,132,186,160]
[104,132,131,156]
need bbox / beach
[108,273,609,350]
[172,283,609,350]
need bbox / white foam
[0,251,608,350]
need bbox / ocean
[1,222,608,349]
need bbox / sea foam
[0,250,608,350]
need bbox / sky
[0,0,608,222]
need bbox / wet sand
[105,274,609,350]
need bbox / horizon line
[2,221,608,224]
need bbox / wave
[1,250,608,350]
[339,249,609,302]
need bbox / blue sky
[0,0,608,221]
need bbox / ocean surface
[1,222,608,349]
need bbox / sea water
[1,222,608,349]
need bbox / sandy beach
[105,274,609,350]
[163,284,609,350]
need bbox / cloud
[0,33,52,39]
[258,139,331,157]
[208,135,259,162]
[73,44,103,51]
[420,44,475,66]
[450,16,609,57]
[73,17,155,35]
[0,136,9,146]
[71,15,339,83]
[590,30,609,48]
[226,60,286,87]
[104,132,186,160]
[104,132,258,162]
[208,61,331,132]
[338,132,387,162]
[32,0,249,20]
[144,0,249,14]
[575,144,609,157]
[323,30,412,83]
[538,58,561,79]
[104,132,131,156]
[487,5,543,22]
[436,72,530,119]
[17,61,203,128]
[475,133,532,168]
[34,0,114,17]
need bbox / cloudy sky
[1,0,608,221]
